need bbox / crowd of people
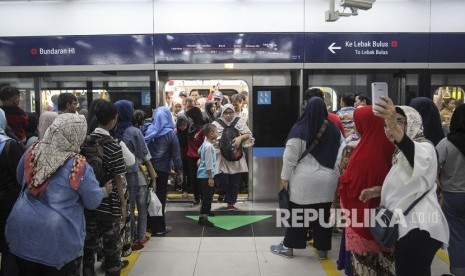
[0,83,463,275]
[0,85,254,275]
[271,88,464,276]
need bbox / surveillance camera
[340,0,375,11]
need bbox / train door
[305,70,422,109]
[431,72,465,134]
[156,70,300,201]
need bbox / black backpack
[216,117,243,161]
[80,135,113,186]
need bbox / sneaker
[227,204,237,211]
[153,226,172,236]
[131,243,144,251]
[136,236,150,246]
[121,260,130,269]
[317,250,328,260]
[198,217,215,227]
[270,242,293,258]
[332,226,343,235]
[217,195,224,203]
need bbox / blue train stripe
[252,147,285,157]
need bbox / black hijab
[448,104,465,156]
[204,101,216,123]
[287,97,341,169]
[186,107,208,139]
[176,115,189,148]
[409,97,445,146]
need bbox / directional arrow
[328,42,341,54]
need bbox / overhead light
[224,63,234,69]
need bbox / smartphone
[371,82,388,114]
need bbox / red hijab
[338,106,395,240]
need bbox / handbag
[278,188,290,210]
[147,188,163,217]
[370,188,431,248]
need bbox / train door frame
[155,70,254,200]
[154,68,302,201]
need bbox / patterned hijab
[26,113,87,196]
[38,111,58,140]
[399,106,427,142]
[391,106,428,165]
[409,97,444,146]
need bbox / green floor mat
[186,215,272,230]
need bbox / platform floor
[120,202,451,276]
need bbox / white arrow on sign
[328,42,341,54]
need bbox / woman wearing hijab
[363,98,449,275]
[204,101,217,123]
[436,104,465,276]
[270,98,342,259]
[0,108,23,276]
[338,106,396,275]
[175,115,189,197]
[5,113,111,275]
[410,97,445,146]
[212,104,254,211]
[115,100,157,248]
[37,111,58,140]
[186,107,208,206]
[145,106,183,235]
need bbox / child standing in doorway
[197,123,218,227]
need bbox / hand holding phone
[371,82,388,114]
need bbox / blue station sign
[0,35,154,66]
[304,33,430,63]
[154,33,304,64]
[430,33,465,63]
[1,33,465,66]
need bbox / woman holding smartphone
[361,96,449,275]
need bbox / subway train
[0,0,464,201]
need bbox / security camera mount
[326,0,375,22]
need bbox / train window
[164,79,249,118]
[305,86,338,112]
[0,77,35,113]
[433,86,464,134]
[40,89,88,115]
[40,73,152,118]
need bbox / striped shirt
[90,129,126,217]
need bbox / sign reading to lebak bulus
[305,33,429,63]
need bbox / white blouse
[281,138,342,205]
[380,141,449,246]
